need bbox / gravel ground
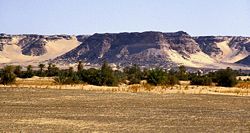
[0,88,250,132]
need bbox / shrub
[215,67,237,87]
[147,68,168,86]
[124,64,142,84]
[190,75,212,86]
[47,63,59,77]
[114,70,126,84]
[20,65,34,78]
[77,62,118,86]
[55,70,80,85]
[54,72,67,84]
[0,66,16,85]
[168,75,179,86]
[14,65,22,77]
[176,65,189,81]
[99,61,118,86]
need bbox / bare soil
[0,87,250,132]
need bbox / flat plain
[0,87,250,132]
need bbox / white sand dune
[216,41,249,63]
[166,49,216,68]
[163,49,250,70]
[216,41,232,58]
[0,37,80,64]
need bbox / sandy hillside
[0,37,80,64]
[216,41,249,63]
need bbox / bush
[124,64,142,84]
[47,63,59,77]
[99,61,118,86]
[55,72,80,85]
[114,70,126,83]
[215,67,237,87]
[168,75,179,86]
[147,68,168,86]
[190,75,212,86]
[76,62,118,86]
[18,65,34,78]
[176,65,189,81]
[14,65,22,77]
[0,66,16,85]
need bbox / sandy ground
[0,78,249,132]
[0,88,249,132]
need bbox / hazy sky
[1,0,250,36]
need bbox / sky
[0,0,250,36]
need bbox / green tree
[68,67,74,76]
[114,70,127,83]
[14,65,22,77]
[215,67,237,87]
[0,66,16,85]
[38,63,45,77]
[176,65,188,81]
[21,65,34,78]
[47,63,59,77]
[47,63,53,76]
[39,63,45,72]
[77,61,84,72]
[147,68,168,86]
[55,70,80,85]
[168,75,179,86]
[124,64,142,84]
[54,72,67,84]
[86,68,102,85]
[99,61,118,86]
[190,75,212,86]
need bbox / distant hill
[0,31,249,69]
[236,55,250,65]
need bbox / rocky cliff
[0,31,249,69]
[0,33,81,64]
[194,36,250,63]
[237,55,250,65]
[55,31,202,67]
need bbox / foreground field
[0,88,250,132]
[1,77,249,96]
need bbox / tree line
[0,61,243,87]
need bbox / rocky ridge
[0,31,249,69]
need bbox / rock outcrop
[55,31,202,67]
[236,55,250,65]
[0,31,249,69]
[194,36,250,63]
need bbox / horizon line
[1,30,250,37]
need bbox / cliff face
[0,34,81,64]
[237,55,250,65]
[55,31,202,67]
[0,34,78,56]
[0,31,249,68]
[194,36,250,63]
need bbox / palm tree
[14,65,22,77]
[77,61,83,72]
[27,65,32,72]
[38,63,45,72]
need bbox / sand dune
[0,37,80,64]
